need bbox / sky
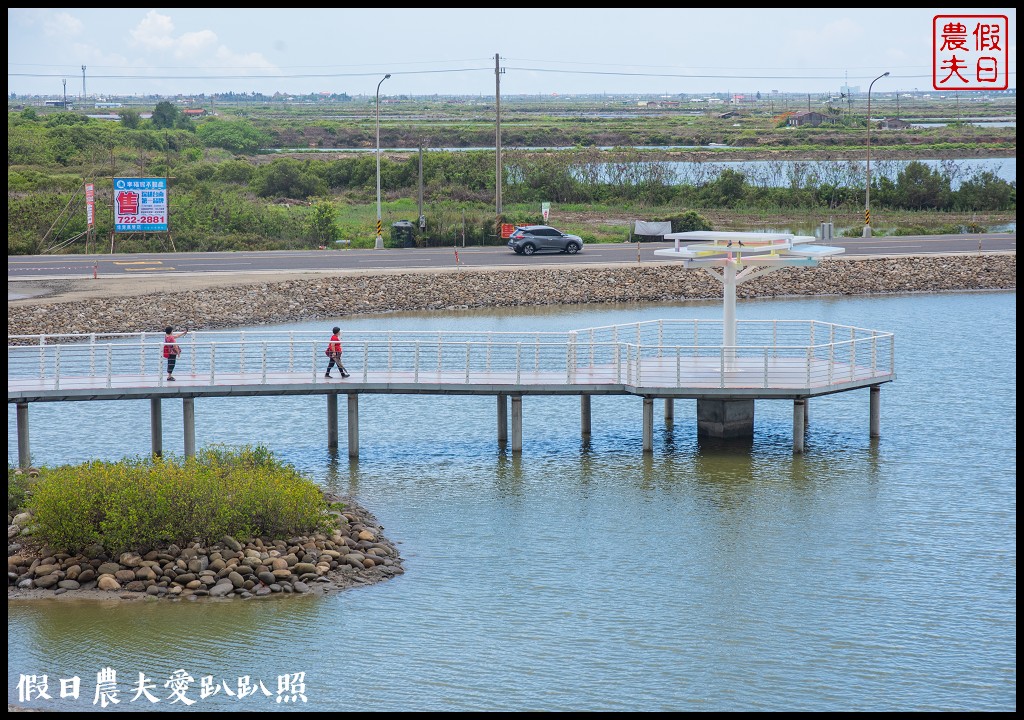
[7,8,1017,98]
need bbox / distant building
[95,102,123,109]
[182,108,207,117]
[878,117,912,130]
[787,111,835,127]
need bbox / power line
[9,67,492,81]
[8,62,1015,90]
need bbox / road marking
[8,259,96,265]
[124,267,175,272]
[113,260,164,265]
[188,261,255,267]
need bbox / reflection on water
[7,292,1016,711]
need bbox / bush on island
[23,445,334,554]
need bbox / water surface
[7,291,1016,711]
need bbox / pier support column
[182,397,196,458]
[804,398,809,428]
[511,396,523,454]
[327,393,338,450]
[793,399,806,454]
[697,399,754,438]
[581,394,592,437]
[150,398,163,457]
[643,397,654,452]
[497,393,508,444]
[664,398,674,425]
[16,402,30,469]
[347,393,360,458]
[870,386,881,438]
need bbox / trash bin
[390,221,416,248]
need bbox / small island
[8,446,403,601]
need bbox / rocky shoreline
[6,254,1017,337]
[8,493,403,602]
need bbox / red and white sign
[113,177,168,233]
[85,183,95,228]
[933,14,1009,90]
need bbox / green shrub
[27,445,332,553]
[668,210,713,233]
[8,466,36,513]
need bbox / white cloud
[43,11,83,38]
[173,30,219,60]
[122,10,277,74]
[214,47,278,72]
[130,10,177,51]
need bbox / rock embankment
[8,494,403,601]
[6,254,1016,337]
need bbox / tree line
[7,102,1016,254]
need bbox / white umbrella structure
[654,231,846,365]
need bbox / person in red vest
[325,326,349,378]
[163,326,187,381]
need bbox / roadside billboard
[113,177,168,232]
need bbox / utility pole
[418,144,424,218]
[62,79,67,109]
[81,65,86,103]
[418,144,425,237]
[495,53,503,220]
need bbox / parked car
[507,225,584,255]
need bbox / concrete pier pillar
[643,397,654,452]
[497,393,508,444]
[347,393,360,458]
[581,394,592,437]
[182,397,196,458]
[664,398,674,425]
[511,395,523,453]
[327,393,338,450]
[870,386,881,438]
[697,398,754,438]
[150,398,163,457]
[16,402,30,469]
[804,397,809,428]
[793,399,806,454]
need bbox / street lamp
[863,71,889,238]
[374,73,391,249]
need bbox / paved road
[7,232,1015,281]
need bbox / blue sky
[7,8,1017,98]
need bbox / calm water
[7,291,1017,711]
[653,157,1016,190]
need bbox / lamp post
[374,73,391,249]
[863,71,889,238]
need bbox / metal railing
[8,321,895,394]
